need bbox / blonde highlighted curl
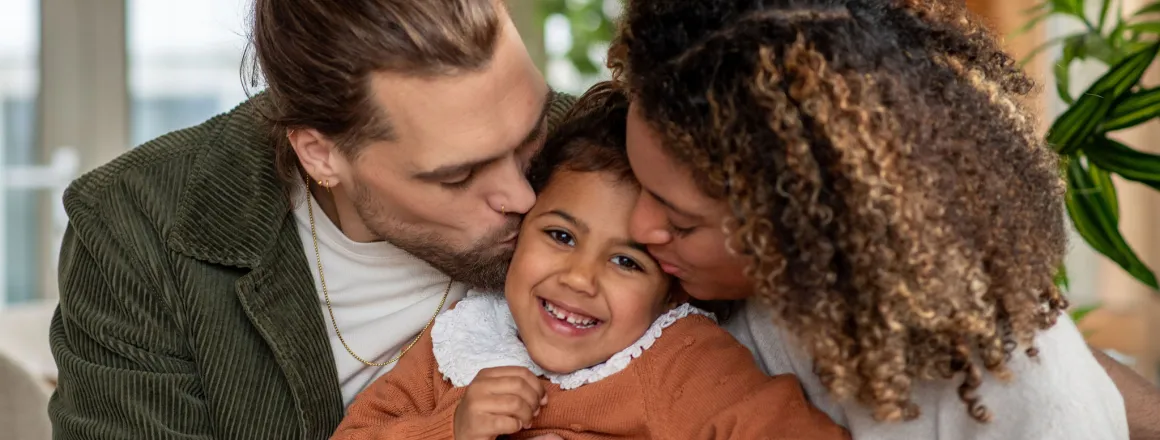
[610,0,1068,423]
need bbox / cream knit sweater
[723,300,1129,440]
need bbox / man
[48,0,571,438]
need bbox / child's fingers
[480,377,542,413]
[478,367,547,404]
[484,414,524,436]
[482,394,537,426]
[456,398,527,439]
[461,411,523,439]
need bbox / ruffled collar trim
[430,293,712,390]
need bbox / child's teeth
[542,300,598,327]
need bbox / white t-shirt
[292,187,469,405]
[722,300,1129,440]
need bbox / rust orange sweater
[331,314,849,440]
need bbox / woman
[610,0,1136,438]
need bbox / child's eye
[545,229,575,246]
[611,255,643,272]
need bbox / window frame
[28,0,129,301]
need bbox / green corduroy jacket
[48,92,576,440]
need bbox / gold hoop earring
[500,205,506,215]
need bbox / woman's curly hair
[610,0,1069,423]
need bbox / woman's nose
[629,191,673,246]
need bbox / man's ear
[289,128,343,185]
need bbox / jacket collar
[165,96,289,268]
[164,96,346,435]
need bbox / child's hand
[454,366,547,440]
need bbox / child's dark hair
[610,0,1066,424]
[527,81,633,193]
[528,81,734,319]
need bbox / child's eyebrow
[625,240,648,253]
[543,209,588,233]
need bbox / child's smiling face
[504,169,671,374]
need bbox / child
[330,83,849,440]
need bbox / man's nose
[489,158,537,216]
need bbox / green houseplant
[538,0,616,77]
[1019,0,1160,299]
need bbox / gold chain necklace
[305,177,451,367]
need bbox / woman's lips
[653,256,684,276]
[649,248,685,276]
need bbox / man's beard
[350,181,520,291]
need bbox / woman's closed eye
[668,219,696,237]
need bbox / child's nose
[558,259,598,296]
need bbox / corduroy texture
[47,91,576,440]
[332,315,851,440]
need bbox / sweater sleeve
[330,330,459,440]
[642,317,850,440]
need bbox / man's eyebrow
[413,90,554,182]
[647,189,701,220]
[413,154,504,181]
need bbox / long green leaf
[1131,3,1160,16]
[1013,12,1053,38]
[1024,1,1051,15]
[1048,42,1160,154]
[1055,264,1071,290]
[1070,304,1100,322]
[1051,0,1083,17]
[1095,42,1159,97]
[1099,0,1113,30]
[1125,21,1160,34]
[1065,161,1121,258]
[1019,33,1083,67]
[1054,35,1087,104]
[1084,34,1119,64]
[1084,137,1160,190]
[1109,14,1128,51]
[1065,159,1159,288]
[1049,98,1113,154]
[1102,87,1160,131]
[1089,163,1120,221]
